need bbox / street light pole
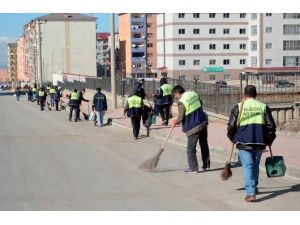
[38,20,43,86]
[110,13,117,109]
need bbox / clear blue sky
[0,13,119,40]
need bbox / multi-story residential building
[157,13,249,81]
[96,32,110,77]
[0,69,8,82]
[119,13,157,78]
[24,13,97,84]
[17,36,29,82]
[7,43,18,82]
[245,13,300,81]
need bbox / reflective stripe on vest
[179,91,202,116]
[71,92,79,100]
[32,88,37,92]
[179,91,206,133]
[50,88,55,94]
[161,84,172,96]
[234,98,266,145]
[128,95,142,109]
[238,98,266,126]
[39,91,45,97]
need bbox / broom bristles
[139,148,164,171]
[220,162,232,181]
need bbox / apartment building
[96,32,110,76]
[119,13,157,78]
[0,69,8,82]
[246,13,300,77]
[17,36,29,82]
[7,43,18,82]
[157,13,249,81]
[24,13,97,84]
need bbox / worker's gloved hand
[267,143,272,148]
[172,119,177,127]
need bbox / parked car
[215,80,227,87]
[275,80,295,88]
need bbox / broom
[139,126,174,171]
[220,99,245,181]
[46,101,51,111]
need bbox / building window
[178,13,185,18]
[265,27,272,33]
[240,13,246,18]
[193,59,200,65]
[223,13,230,18]
[178,44,185,50]
[223,28,230,34]
[283,24,300,35]
[283,56,300,66]
[193,13,200,18]
[251,56,257,66]
[239,28,246,34]
[178,29,185,34]
[147,33,153,38]
[223,59,230,65]
[251,13,257,20]
[283,40,300,50]
[251,25,257,35]
[193,28,200,34]
[209,13,216,18]
[224,74,230,80]
[193,44,200,50]
[266,43,272,49]
[209,74,216,80]
[223,44,230,49]
[179,75,186,80]
[209,59,216,65]
[266,13,272,17]
[147,43,153,48]
[147,23,152,28]
[240,59,246,64]
[147,53,153,57]
[251,41,257,51]
[209,44,216,50]
[240,43,246,49]
[179,60,186,66]
[283,13,300,19]
[193,75,200,80]
[265,59,272,65]
[209,28,216,34]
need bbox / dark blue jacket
[92,92,107,111]
[53,89,61,101]
[134,82,146,99]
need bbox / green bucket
[151,115,157,124]
[265,156,286,178]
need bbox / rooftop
[34,13,97,22]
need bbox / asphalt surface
[0,95,300,210]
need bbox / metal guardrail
[57,76,300,116]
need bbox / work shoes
[184,168,199,174]
[245,195,256,202]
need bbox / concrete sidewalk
[62,90,300,179]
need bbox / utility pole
[110,13,117,109]
[38,20,43,86]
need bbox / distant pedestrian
[134,78,146,99]
[49,85,56,107]
[154,77,173,126]
[68,89,80,122]
[172,85,210,174]
[53,86,62,111]
[38,86,47,111]
[124,89,144,140]
[77,89,89,120]
[92,87,107,127]
[27,87,33,101]
[32,86,37,102]
[227,85,276,202]
[15,87,21,101]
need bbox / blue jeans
[239,149,262,196]
[95,110,104,127]
[50,95,55,106]
[16,94,20,101]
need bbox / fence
[57,76,300,116]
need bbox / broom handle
[227,99,245,163]
[160,126,174,150]
[269,146,273,157]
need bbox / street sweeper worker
[92,87,107,127]
[38,86,47,111]
[227,85,276,202]
[68,89,80,122]
[124,89,144,140]
[77,89,89,121]
[171,85,210,174]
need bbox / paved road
[0,96,300,210]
